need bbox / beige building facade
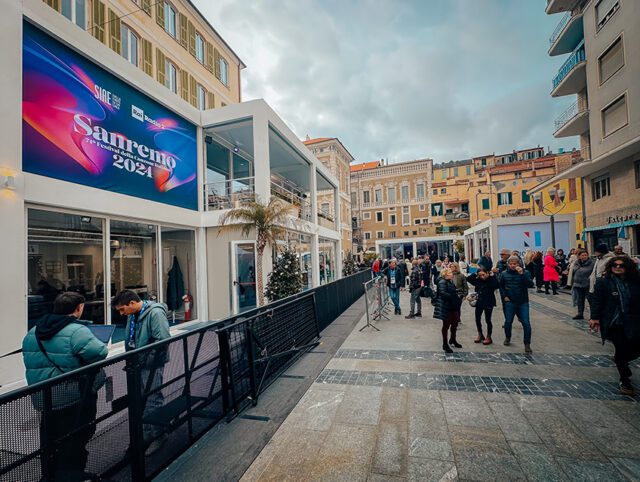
[546,0,640,254]
[303,137,355,258]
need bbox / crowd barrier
[0,270,370,482]
[361,275,390,331]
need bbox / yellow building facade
[42,0,244,109]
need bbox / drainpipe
[580,177,587,248]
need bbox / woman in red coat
[543,248,560,295]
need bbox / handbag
[467,292,478,307]
[420,286,433,298]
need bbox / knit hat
[595,243,609,254]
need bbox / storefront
[585,217,640,255]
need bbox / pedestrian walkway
[241,289,640,481]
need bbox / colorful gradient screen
[22,21,198,210]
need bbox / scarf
[610,275,630,326]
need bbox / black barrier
[0,270,369,481]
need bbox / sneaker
[474,334,485,343]
[145,434,168,456]
[398,308,402,315]
[524,344,532,354]
[405,314,415,319]
[572,314,584,320]
[482,336,493,345]
[620,379,635,397]
[503,338,511,346]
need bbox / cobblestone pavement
[241,289,640,481]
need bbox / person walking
[565,248,579,288]
[467,268,499,345]
[458,255,468,273]
[421,257,432,290]
[543,248,560,295]
[499,256,534,353]
[372,257,381,278]
[434,268,463,353]
[531,251,544,292]
[590,256,640,396]
[478,251,493,271]
[571,249,595,320]
[386,259,404,315]
[113,290,171,455]
[22,292,108,481]
[556,248,568,287]
[451,262,468,326]
[590,244,615,294]
[405,259,423,319]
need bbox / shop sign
[22,21,198,210]
[606,213,640,224]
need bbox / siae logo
[131,105,144,122]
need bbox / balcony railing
[445,212,470,221]
[270,180,312,222]
[205,176,255,210]
[549,12,571,46]
[318,210,335,230]
[554,100,586,130]
[552,45,585,89]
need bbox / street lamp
[533,188,566,249]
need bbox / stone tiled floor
[241,290,640,481]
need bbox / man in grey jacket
[113,290,170,455]
[589,244,615,294]
[570,249,595,320]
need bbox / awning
[444,199,469,205]
[583,219,640,232]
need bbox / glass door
[232,242,257,313]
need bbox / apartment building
[42,0,244,108]
[350,158,433,254]
[303,137,355,257]
[545,0,640,253]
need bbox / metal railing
[0,270,370,481]
[270,180,312,222]
[552,44,586,89]
[205,177,255,210]
[549,12,571,46]
[361,275,390,331]
[554,100,587,131]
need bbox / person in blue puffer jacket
[22,292,108,481]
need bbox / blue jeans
[389,287,400,310]
[504,302,531,345]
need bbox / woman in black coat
[467,268,499,345]
[434,268,463,353]
[531,251,544,292]
[590,256,640,396]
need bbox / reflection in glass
[110,220,157,326]
[27,209,105,328]
[234,243,256,313]
[161,228,197,321]
[319,238,336,285]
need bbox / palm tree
[218,197,296,306]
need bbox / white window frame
[402,206,410,226]
[416,183,425,199]
[498,192,512,205]
[374,189,382,203]
[121,24,139,67]
[164,2,177,38]
[61,0,86,28]
[195,33,205,64]
[363,212,371,220]
[364,232,371,240]
[401,185,409,201]
[387,187,396,203]
[165,59,177,93]
[219,56,229,86]
[592,175,611,201]
[376,231,384,239]
[197,84,206,110]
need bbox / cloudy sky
[193,0,578,165]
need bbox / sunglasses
[612,263,625,268]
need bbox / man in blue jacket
[498,256,534,353]
[113,290,171,455]
[22,292,108,480]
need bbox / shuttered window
[180,70,189,102]
[568,179,577,201]
[188,21,196,56]
[207,91,215,109]
[602,94,628,137]
[108,9,121,54]
[205,41,214,72]
[179,13,188,49]
[214,48,221,79]
[595,0,619,31]
[521,190,530,203]
[599,37,624,85]
[189,75,197,107]
[481,199,490,210]
[91,0,105,43]
[141,38,153,76]
[156,49,166,85]
[44,0,61,11]
[141,0,151,16]
[155,0,164,28]
[497,192,513,206]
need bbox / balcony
[445,212,470,222]
[552,45,586,97]
[546,0,580,15]
[554,101,589,137]
[270,178,312,222]
[548,10,584,56]
[318,209,335,230]
[205,177,255,210]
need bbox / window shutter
[44,0,61,12]
[508,192,513,204]
[180,70,189,101]
[141,0,151,16]
[189,76,197,106]
[188,21,196,56]
[521,190,530,203]
[214,48,221,79]
[156,49,166,86]
[205,41,213,72]
[207,91,215,109]
[156,1,164,28]
[179,13,188,49]
[141,39,153,76]
[92,0,106,43]
[108,9,121,54]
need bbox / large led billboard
[22,21,198,210]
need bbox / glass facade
[319,238,336,285]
